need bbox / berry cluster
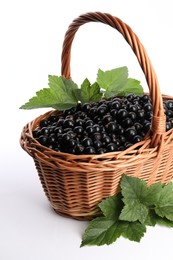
[32,94,173,155]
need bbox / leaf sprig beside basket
[20,11,173,228]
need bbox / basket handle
[61,12,166,148]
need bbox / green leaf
[144,210,157,226]
[97,67,128,92]
[97,67,144,98]
[20,75,78,110]
[122,221,146,242]
[119,175,149,223]
[20,88,61,109]
[98,194,123,219]
[155,182,173,221]
[156,217,173,228]
[80,217,122,247]
[79,78,102,103]
[119,175,163,224]
[119,200,149,224]
[118,78,143,96]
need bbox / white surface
[1,0,173,259]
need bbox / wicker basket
[20,12,173,220]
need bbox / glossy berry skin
[122,118,133,128]
[106,143,117,152]
[106,121,117,133]
[97,106,107,116]
[75,119,83,126]
[166,100,173,110]
[125,128,137,140]
[112,101,121,109]
[144,103,152,112]
[133,135,143,143]
[40,119,48,128]
[82,137,93,147]
[33,129,40,138]
[102,136,111,146]
[74,126,83,135]
[38,135,48,145]
[94,140,102,149]
[103,114,113,125]
[84,146,96,154]
[117,109,128,120]
[75,144,85,154]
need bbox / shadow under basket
[20,12,173,220]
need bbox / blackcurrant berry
[38,135,48,145]
[102,136,111,146]
[103,114,113,125]
[117,109,128,120]
[133,135,143,143]
[74,126,84,135]
[144,103,152,112]
[106,121,117,133]
[75,119,83,127]
[84,146,96,154]
[75,144,85,154]
[106,143,117,152]
[97,106,107,116]
[40,119,48,128]
[122,118,133,128]
[112,101,121,109]
[166,122,172,131]
[85,119,94,127]
[166,100,173,110]
[125,128,137,140]
[94,140,102,149]
[33,129,41,138]
[128,112,137,121]
[82,137,93,147]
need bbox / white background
[1,0,173,259]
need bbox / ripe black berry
[82,137,93,147]
[117,109,128,120]
[122,118,133,128]
[84,146,96,154]
[106,143,117,152]
[75,119,83,126]
[102,136,111,146]
[74,126,83,135]
[128,112,137,121]
[97,106,107,116]
[133,135,143,143]
[40,119,48,128]
[106,121,117,133]
[166,100,173,110]
[85,119,94,127]
[103,114,113,124]
[166,122,172,131]
[144,103,152,112]
[75,144,85,154]
[94,140,102,149]
[38,135,48,145]
[125,128,137,140]
[112,101,121,109]
[33,129,40,138]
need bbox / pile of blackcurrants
[32,94,173,155]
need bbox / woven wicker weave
[20,12,173,220]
